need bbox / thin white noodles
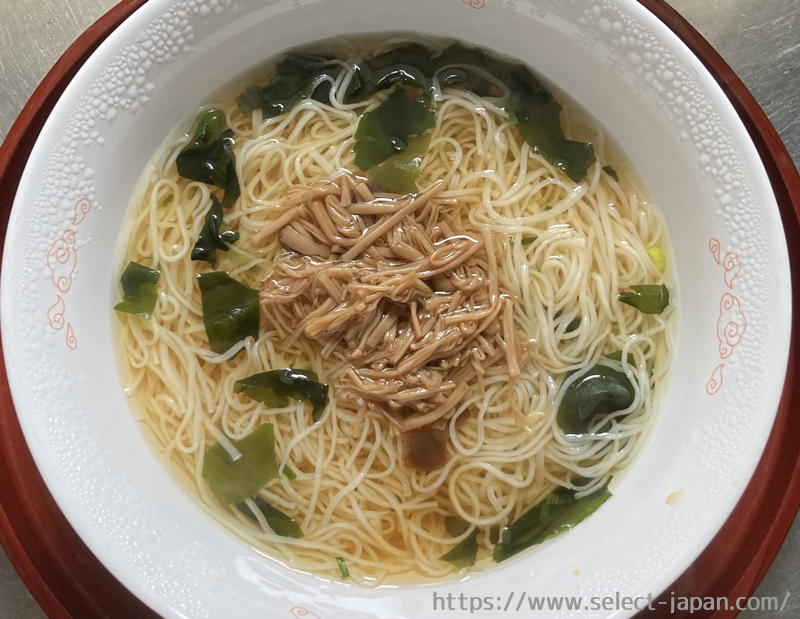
[115,43,673,586]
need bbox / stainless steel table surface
[1,1,798,617]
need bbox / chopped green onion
[647,247,667,272]
[335,557,350,579]
[618,284,670,314]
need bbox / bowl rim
[0,0,798,617]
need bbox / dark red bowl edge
[0,2,152,618]
[637,1,800,617]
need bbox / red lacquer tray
[0,1,798,617]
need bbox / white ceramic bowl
[1,0,792,617]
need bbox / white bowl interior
[1,0,791,617]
